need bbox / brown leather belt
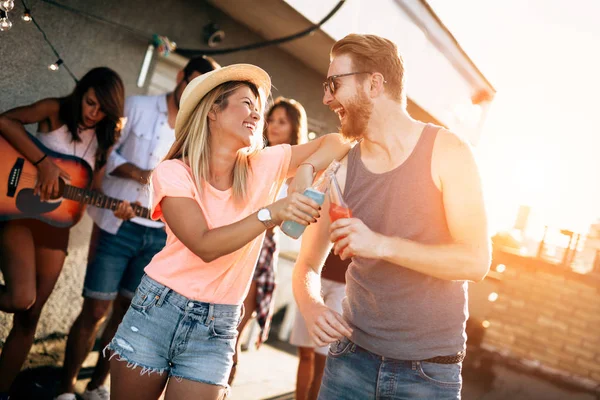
[421,351,465,364]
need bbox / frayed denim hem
[103,341,167,377]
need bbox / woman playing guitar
[0,67,124,398]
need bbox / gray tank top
[342,124,468,360]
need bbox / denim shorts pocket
[130,285,160,313]
[417,361,462,387]
[209,316,239,340]
[328,337,353,358]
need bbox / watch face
[258,208,271,222]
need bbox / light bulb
[0,16,12,31]
[22,11,32,22]
[48,59,63,71]
[0,0,14,12]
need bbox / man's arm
[292,163,353,347]
[331,131,491,282]
[286,133,352,194]
[105,97,152,183]
[110,162,151,184]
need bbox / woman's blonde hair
[163,81,265,200]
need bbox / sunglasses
[322,72,373,95]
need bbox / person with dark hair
[0,66,125,400]
[228,96,309,385]
[55,56,220,400]
[264,96,308,146]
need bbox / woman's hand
[114,200,137,220]
[34,157,71,202]
[268,191,321,226]
[287,163,315,196]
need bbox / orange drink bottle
[328,172,353,256]
[328,171,351,222]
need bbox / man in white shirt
[56,56,220,400]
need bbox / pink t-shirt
[145,144,292,305]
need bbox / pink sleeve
[151,160,195,221]
[254,144,292,183]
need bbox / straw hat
[175,63,271,136]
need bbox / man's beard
[339,90,372,140]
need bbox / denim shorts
[318,337,462,399]
[106,275,241,388]
[83,222,166,300]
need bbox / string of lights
[2,0,345,84]
[0,0,79,81]
[177,1,346,57]
[38,0,345,57]
[0,0,15,31]
[22,0,78,82]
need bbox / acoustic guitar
[0,133,151,228]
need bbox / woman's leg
[165,378,228,400]
[296,347,316,400]
[0,245,66,392]
[0,221,37,312]
[86,293,132,390]
[110,357,168,400]
[310,353,327,400]
[228,280,257,385]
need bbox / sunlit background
[429,0,600,238]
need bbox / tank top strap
[343,140,362,197]
[407,123,441,170]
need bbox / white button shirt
[87,94,175,234]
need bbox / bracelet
[33,154,47,166]
[298,162,316,175]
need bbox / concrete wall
[481,249,600,389]
[0,0,340,129]
[0,0,340,342]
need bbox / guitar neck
[63,185,151,219]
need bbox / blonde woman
[229,96,309,384]
[106,65,350,400]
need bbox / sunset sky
[428,0,600,235]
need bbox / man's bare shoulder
[433,128,475,161]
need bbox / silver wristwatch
[257,207,276,229]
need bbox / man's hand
[330,218,384,260]
[114,200,137,220]
[303,303,353,347]
[138,169,152,185]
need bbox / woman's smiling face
[213,85,262,148]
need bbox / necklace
[73,127,95,163]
